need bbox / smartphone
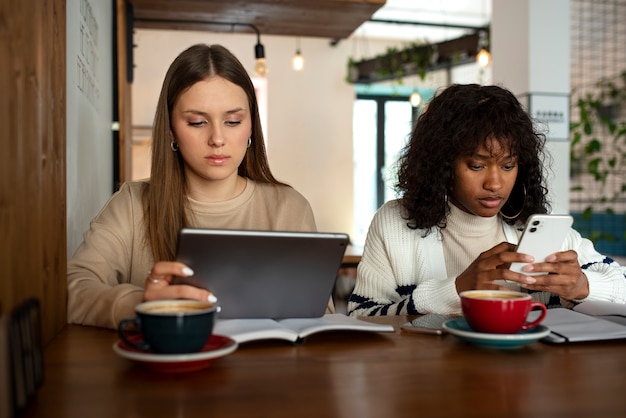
[509,214,574,276]
[401,313,458,335]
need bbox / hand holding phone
[509,214,573,276]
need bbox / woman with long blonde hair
[68,44,317,328]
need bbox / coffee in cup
[118,299,219,354]
[460,290,547,334]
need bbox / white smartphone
[400,313,459,335]
[509,214,574,276]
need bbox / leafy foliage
[570,70,626,249]
[571,71,626,200]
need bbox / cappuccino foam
[141,302,213,314]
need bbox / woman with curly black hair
[348,84,626,317]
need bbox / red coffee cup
[460,290,547,334]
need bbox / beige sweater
[67,179,317,328]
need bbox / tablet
[174,228,350,319]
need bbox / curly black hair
[395,84,551,234]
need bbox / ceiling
[129,0,491,44]
[129,0,386,40]
[362,0,491,43]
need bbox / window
[352,92,413,246]
[352,86,435,247]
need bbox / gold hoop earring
[500,184,527,220]
[170,141,179,152]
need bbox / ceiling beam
[368,18,488,31]
[128,0,387,40]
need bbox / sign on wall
[520,93,570,141]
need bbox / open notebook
[174,228,350,319]
[213,314,395,344]
[536,301,626,344]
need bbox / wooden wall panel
[0,0,67,344]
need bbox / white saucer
[113,334,238,372]
[443,318,550,349]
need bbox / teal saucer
[442,318,550,349]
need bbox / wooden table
[23,316,626,418]
[341,245,362,268]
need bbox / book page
[573,301,626,326]
[573,300,626,317]
[278,314,395,339]
[213,319,298,344]
[542,308,626,342]
[214,314,395,344]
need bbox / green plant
[345,57,357,83]
[345,42,435,85]
[570,70,626,247]
[375,46,404,83]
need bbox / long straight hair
[143,44,285,261]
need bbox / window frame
[356,93,417,208]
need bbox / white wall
[61,8,511,254]
[66,0,113,255]
[132,30,365,238]
[132,29,497,240]
[492,0,571,214]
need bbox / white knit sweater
[348,200,626,316]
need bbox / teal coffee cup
[118,299,219,354]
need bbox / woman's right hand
[143,261,217,304]
[455,242,537,294]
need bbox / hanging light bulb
[476,30,492,68]
[254,40,268,76]
[292,38,304,71]
[476,48,491,68]
[409,91,422,107]
[292,50,304,71]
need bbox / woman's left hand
[519,250,589,300]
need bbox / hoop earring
[247,137,252,148]
[500,184,527,220]
[170,141,179,152]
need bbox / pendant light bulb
[255,58,268,77]
[476,30,491,68]
[254,41,268,77]
[409,91,422,107]
[292,50,304,71]
[476,48,491,68]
